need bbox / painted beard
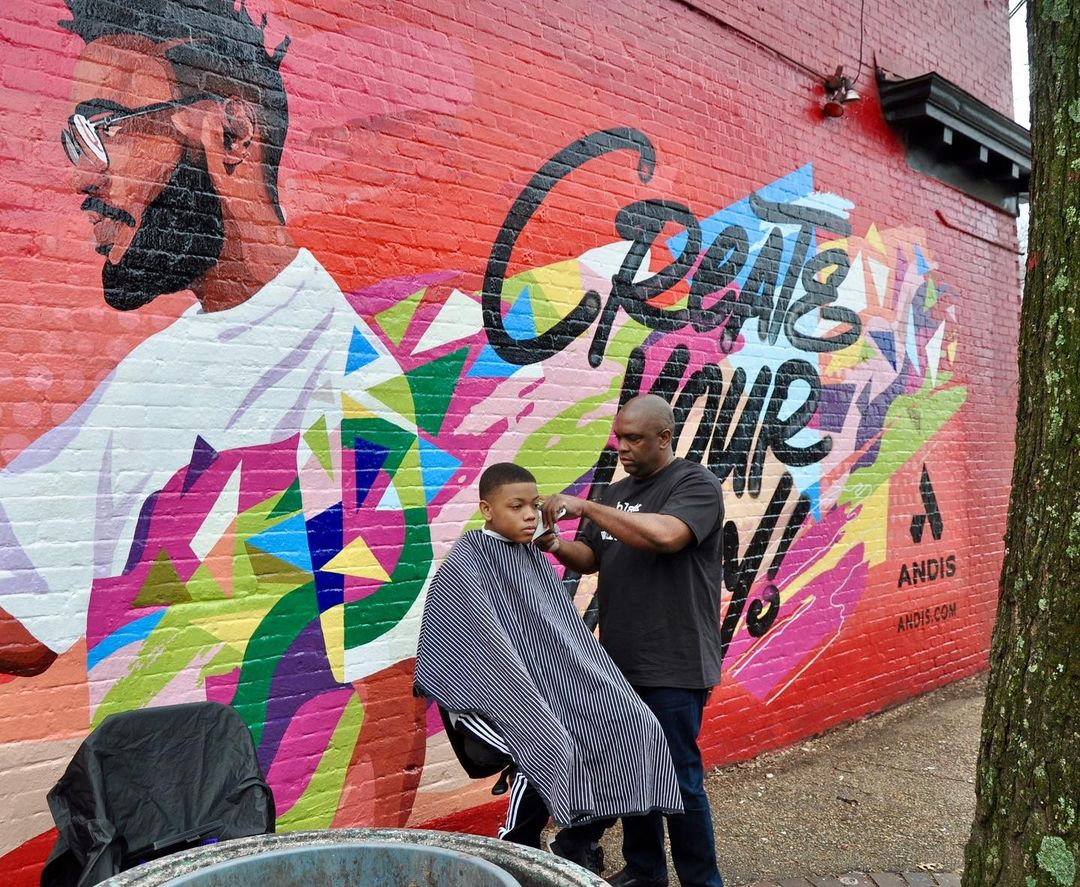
[101,151,225,311]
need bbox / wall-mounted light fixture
[823,65,861,117]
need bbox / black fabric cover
[41,701,275,887]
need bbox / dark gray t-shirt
[583,458,724,689]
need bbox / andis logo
[910,465,943,543]
[898,465,956,589]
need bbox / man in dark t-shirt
[538,394,725,887]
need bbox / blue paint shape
[467,344,520,378]
[87,610,167,670]
[504,285,539,339]
[869,330,897,369]
[247,513,314,572]
[353,440,390,508]
[418,438,462,504]
[914,244,931,276]
[346,327,382,375]
[307,503,345,612]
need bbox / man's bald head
[613,395,676,478]
[620,395,676,434]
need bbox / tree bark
[963,2,1080,885]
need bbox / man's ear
[220,97,257,166]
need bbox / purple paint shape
[265,687,355,814]
[258,617,343,774]
[182,436,220,495]
[344,270,463,317]
[817,384,856,435]
[890,247,908,310]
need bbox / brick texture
[0,0,1019,883]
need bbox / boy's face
[479,481,541,543]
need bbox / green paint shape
[186,563,226,602]
[839,382,968,507]
[133,550,191,607]
[275,695,365,831]
[267,478,303,521]
[390,442,427,511]
[516,381,623,491]
[345,508,431,648]
[374,288,425,346]
[369,375,416,425]
[924,276,938,309]
[406,347,469,436]
[231,585,320,747]
[303,416,334,477]
[244,546,313,593]
[93,617,220,727]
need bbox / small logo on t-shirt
[601,501,641,541]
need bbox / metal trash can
[96,829,609,887]
[156,841,519,887]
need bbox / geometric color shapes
[87,610,167,671]
[303,416,334,478]
[374,287,426,346]
[368,375,416,427]
[346,326,382,375]
[905,306,921,373]
[321,535,391,582]
[418,438,462,504]
[405,347,470,436]
[469,343,522,378]
[352,439,390,509]
[817,383,856,435]
[926,323,945,387]
[864,222,886,255]
[947,339,957,365]
[869,330,897,369]
[319,603,346,684]
[306,503,344,612]
[341,392,377,421]
[914,243,931,277]
[182,435,220,495]
[268,478,304,521]
[867,256,891,308]
[190,464,242,560]
[503,285,539,340]
[376,480,402,512]
[412,289,483,355]
[923,276,938,310]
[133,549,191,607]
[246,513,314,573]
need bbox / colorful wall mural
[0,0,1020,879]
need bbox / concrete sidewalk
[594,672,987,886]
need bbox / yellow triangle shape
[342,393,377,420]
[320,604,345,683]
[865,223,886,254]
[321,535,391,581]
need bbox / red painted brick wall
[0,0,1019,879]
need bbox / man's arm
[540,493,694,556]
[534,531,599,574]
[0,607,57,677]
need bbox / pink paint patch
[204,667,240,705]
[424,699,443,736]
[265,688,355,814]
[728,545,868,702]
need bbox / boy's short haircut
[478,463,536,499]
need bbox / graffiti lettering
[483,129,862,366]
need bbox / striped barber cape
[415,529,683,826]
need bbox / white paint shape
[190,464,242,561]
[412,289,484,355]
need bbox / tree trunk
[963,2,1080,885]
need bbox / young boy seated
[414,462,682,873]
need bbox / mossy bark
[963,2,1080,885]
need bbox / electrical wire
[850,0,868,86]
[1009,0,1026,19]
